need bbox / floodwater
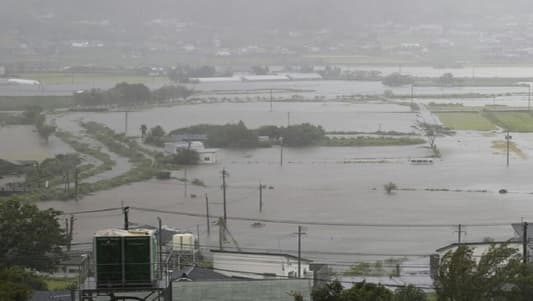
[341,65,533,78]
[0,125,72,160]
[37,101,533,264]
[54,102,417,134]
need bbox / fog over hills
[2,0,532,31]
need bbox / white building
[435,241,523,265]
[242,75,289,82]
[164,141,217,164]
[211,250,312,279]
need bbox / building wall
[198,151,216,164]
[213,252,311,279]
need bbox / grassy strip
[55,131,115,178]
[321,136,426,147]
[0,95,74,111]
[483,111,533,132]
[436,112,496,131]
[492,140,527,159]
[3,124,157,202]
[43,277,77,290]
[326,130,417,136]
[75,122,157,195]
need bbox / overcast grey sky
[2,0,532,29]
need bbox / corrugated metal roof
[94,228,156,237]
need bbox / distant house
[189,77,242,83]
[431,240,523,280]
[283,73,323,81]
[49,250,89,278]
[170,261,313,300]
[164,140,217,164]
[435,241,523,259]
[241,75,289,82]
[172,266,232,282]
[211,249,312,280]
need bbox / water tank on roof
[94,228,159,288]
[172,233,195,252]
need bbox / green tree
[384,182,398,195]
[144,125,166,146]
[312,280,344,301]
[152,85,193,102]
[37,124,56,143]
[140,124,147,138]
[382,73,414,87]
[252,65,269,75]
[107,82,151,105]
[150,125,165,138]
[207,121,258,148]
[340,281,393,301]
[281,123,325,146]
[434,244,524,301]
[0,200,66,272]
[73,89,105,106]
[393,285,426,301]
[0,267,46,301]
[172,149,199,165]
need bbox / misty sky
[2,0,532,30]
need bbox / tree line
[166,121,326,148]
[74,82,193,106]
[312,243,533,301]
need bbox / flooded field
[54,102,417,133]
[36,101,533,262]
[0,125,72,160]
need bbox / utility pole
[218,217,224,250]
[184,167,188,198]
[259,182,263,213]
[74,167,79,200]
[270,89,273,112]
[527,83,531,112]
[287,112,291,127]
[157,217,162,279]
[123,206,130,230]
[505,130,512,167]
[124,111,128,135]
[523,221,529,264]
[280,138,284,167]
[65,170,70,193]
[205,194,210,236]
[410,84,414,105]
[65,216,75,251]
[297,225,304,278]
[222,168,228,224]
[455,224,466,244]
[196,224,200,251]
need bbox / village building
[211,249,312,280]
[164,138,217,164]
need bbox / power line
[130,206,514,228]
[58,207,122,215]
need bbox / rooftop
[211,249,312,262]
